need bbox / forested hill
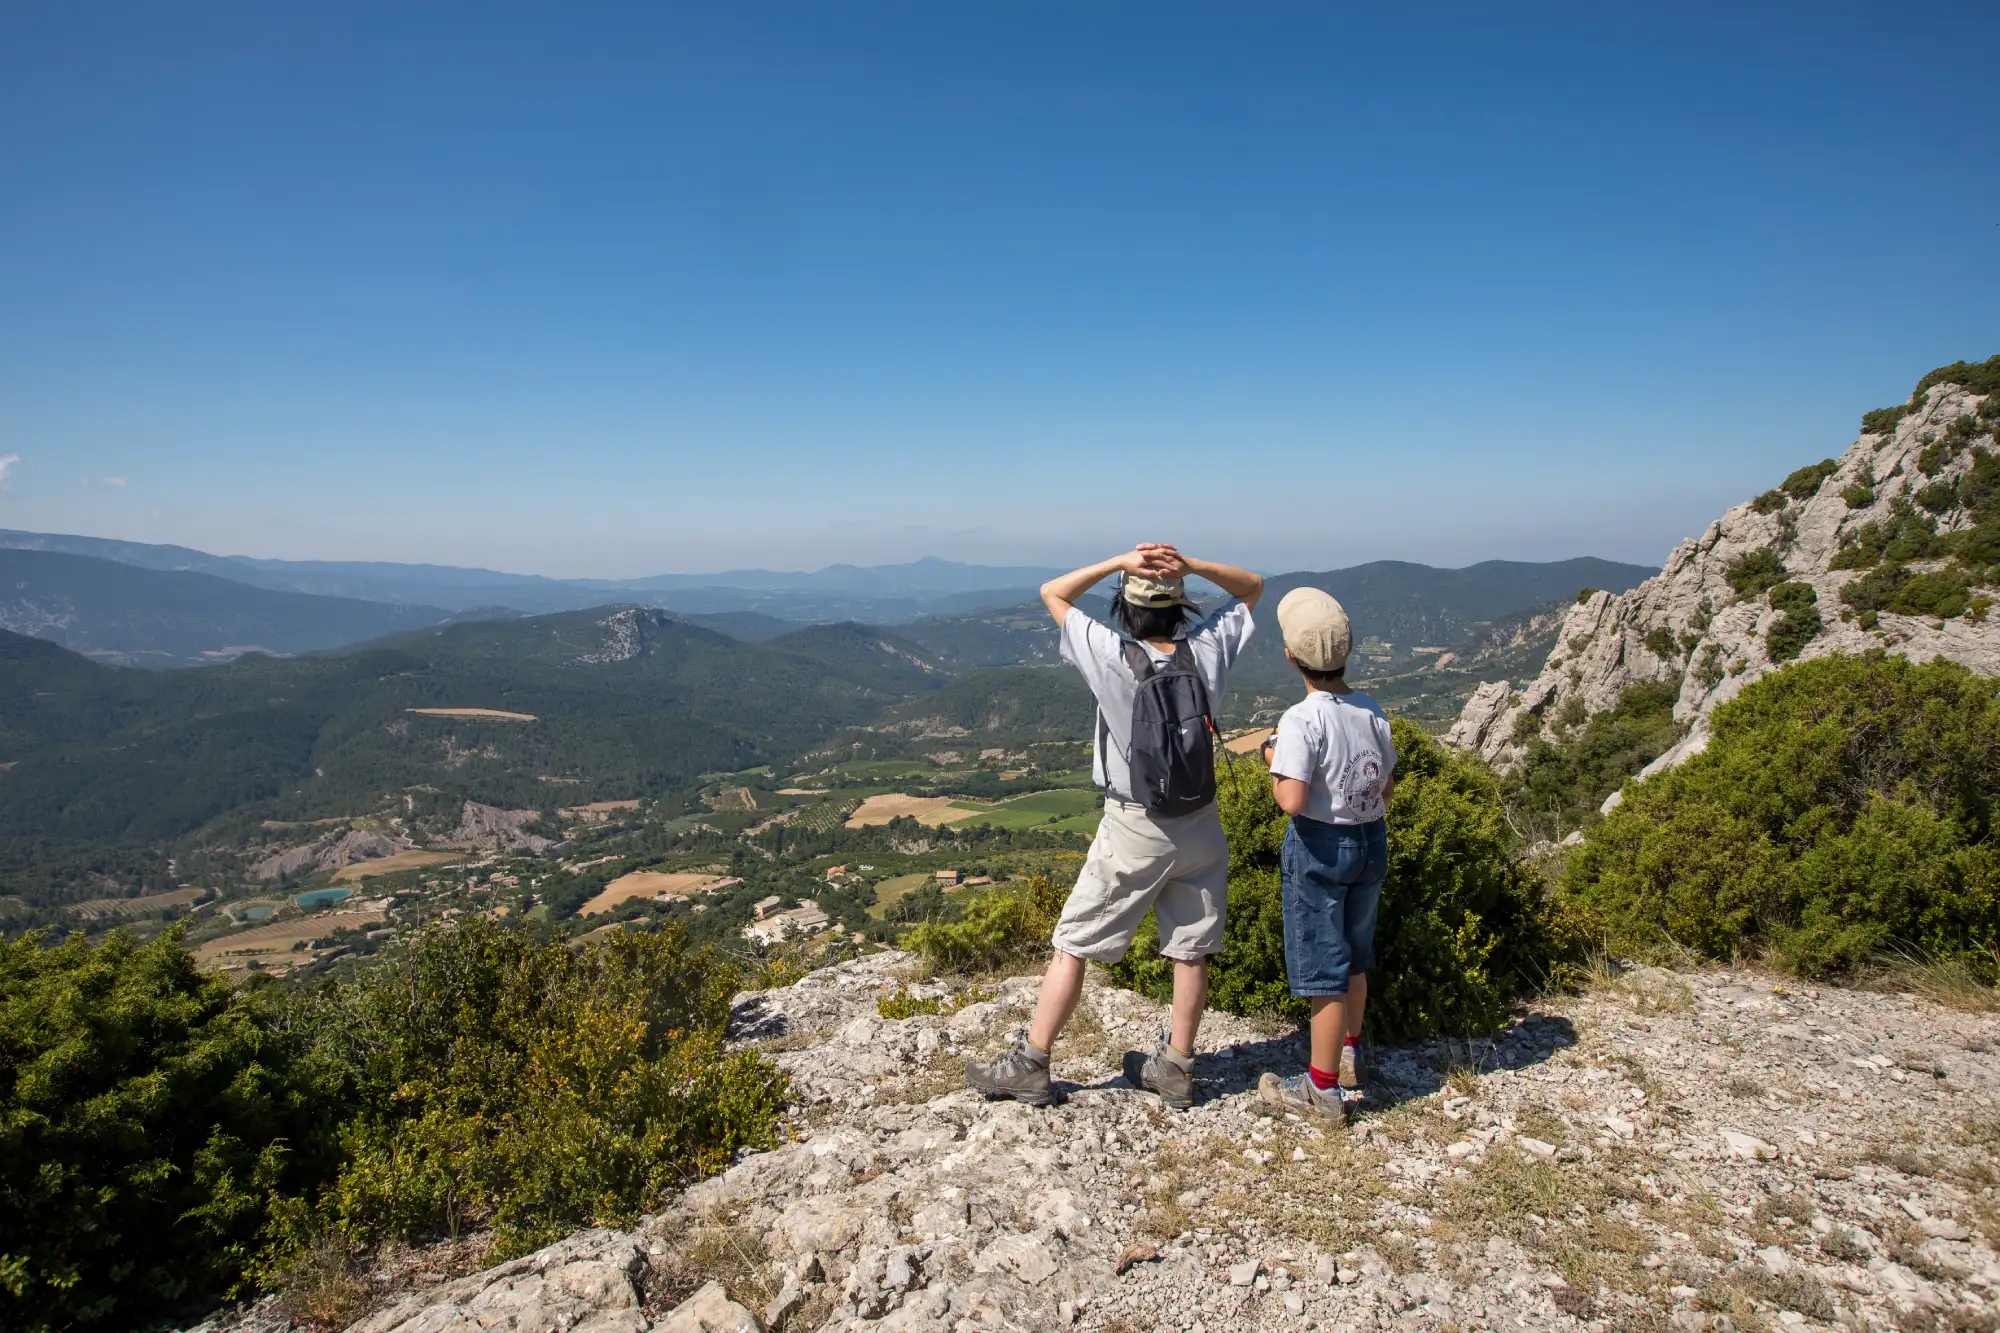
[0,549,463,667]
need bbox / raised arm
[1141,546,1265,612]
[1039,548,1152,628]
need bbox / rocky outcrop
[252,829,406,881]
[1448,378,2000,780]
[188,947,2000,1333]
[438,801,550,853]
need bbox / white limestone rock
[1447,381,2000,780]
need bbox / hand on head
[1132,542,1189,577]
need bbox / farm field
[867,871,935,919]
[945,788,1103,834]
[580,870,733,916]
[844,794,980,828]
[331,850,463,882]
[405,707,538,721]
[190,905,387,973]
[1223,727,1274,755]
[68,887,207,921]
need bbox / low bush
[1505,681,1684,836]
[1104,725,1583,1041]
[903,876,1064,975]
[1726,548,1789,599]
[270,920,786,1263]
[1781,459,1839,500]
[0,929,340,1332]
[1764,582,1821,662]
[1561,654,2000,979]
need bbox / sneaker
[1258,1070,1346,1122]
[1340,1039,1369,1091]
[965,1033,1054,1107]
[1122,1038,1195,1111]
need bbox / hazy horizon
[3,4,1995,577]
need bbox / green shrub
[1561,654,2000,978]
[1750,490,1788,514]
[1643,628,1681,662]
[1574,587,1600,604]
[1726,548,1789,599]
[1861,354,2000,434]
[1841,564,1975,622]
[1764,582,1821,662]
[1505,681,1684,835]
[1828,499,1943,571]
[1842,483,1875,509]
[1104,726,1582,1041]
[903,876,1064,975]
[1781,459,1838,500]
[0,929,338,1331]
[269,920,785,1262]
[1915,479,1959,513]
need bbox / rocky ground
[210,952,2000,1333]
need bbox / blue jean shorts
[1281,816,1387,997]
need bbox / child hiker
[1256,586,1397,1121]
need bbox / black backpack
[1101,639,1219,816]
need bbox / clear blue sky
[2,3,1995,577]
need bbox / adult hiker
[965,542,1263,1109]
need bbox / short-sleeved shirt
[1269,689,1398,825]
[1060,599,1256,800]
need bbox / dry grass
[1875,950,2000,1014]
[191,906,388,970]
[331,850,461,882]
[1580,952,1695,1013]
[273,1232,370,1331]
[843,794,979,828]
[580,871,728,917]
[647,1209,777,1314]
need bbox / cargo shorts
[1050,797,1228,963]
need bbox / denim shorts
[1280,816,1387,997]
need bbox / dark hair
[1115,597,1190,642]
[1296,661,1347,689]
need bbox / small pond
[242,905,274,921]
[293,888,353,908]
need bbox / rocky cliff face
[1448,374,2000,782]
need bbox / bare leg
[1026,950,1087,1052]
[1168,959,1208,1057]
[1343,972,1368,1042]
[1308,994,1342,1074]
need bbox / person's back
[964,543,1262,1110]
[1256,587,1397,1121]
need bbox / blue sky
[1,3,1995,577]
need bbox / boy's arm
[1272,774,1312,815]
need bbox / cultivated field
[1223,727,1274,755]
[561,800,642,820]
[843,794,980,828]
[191,905,387,972]
[867,872,936,919]
[580,871,733,916]
[68,887,208,921]
[331,850,463,882]
[405,707,538,722]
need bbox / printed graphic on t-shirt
[1340,751,1385,816]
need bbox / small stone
[1721,1130,1778,1160]
[1058,1299,1078,1324]
[1605,1114,1637,1139]
[1116,1243,1160,1275]
[1283,1290,1306,1316]
[1445,1140,1478,1159]
[1336,1267,1359,1285]
[1291,1147,1307,1162]
[1517,1137,1558,1158]
[657,1280,760,1333]
[1314,1253,1338,1283]
[1228,1258,1261,1287]
[1757,1245,1795,1276]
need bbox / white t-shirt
[1060,599,1256,800]
[1269,690,1398,825]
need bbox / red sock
[1308,1065,1339,1090]
[1345,1035,1360,1047]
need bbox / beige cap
[1121,572,1197,609]
[1277,586,1352,672]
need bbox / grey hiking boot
[1340,1039,1369,1093]
[1122,1038,1195,1110]
[966,1033,1054,1107]
[1258,1070,1347,1122]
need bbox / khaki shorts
[1050,798,1228,963]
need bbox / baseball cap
[1277,587,1352,672]
[1120,572,1198,609]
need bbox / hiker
[965,542,1263,1110]
[1254,587,1397,1120]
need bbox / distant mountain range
[0,530,1057,621]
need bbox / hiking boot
[966,1033,1054,1107]
[1258,1070,1347,1122]
[1340,1040,1369,1092]
[1122,1038,1195,1111]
